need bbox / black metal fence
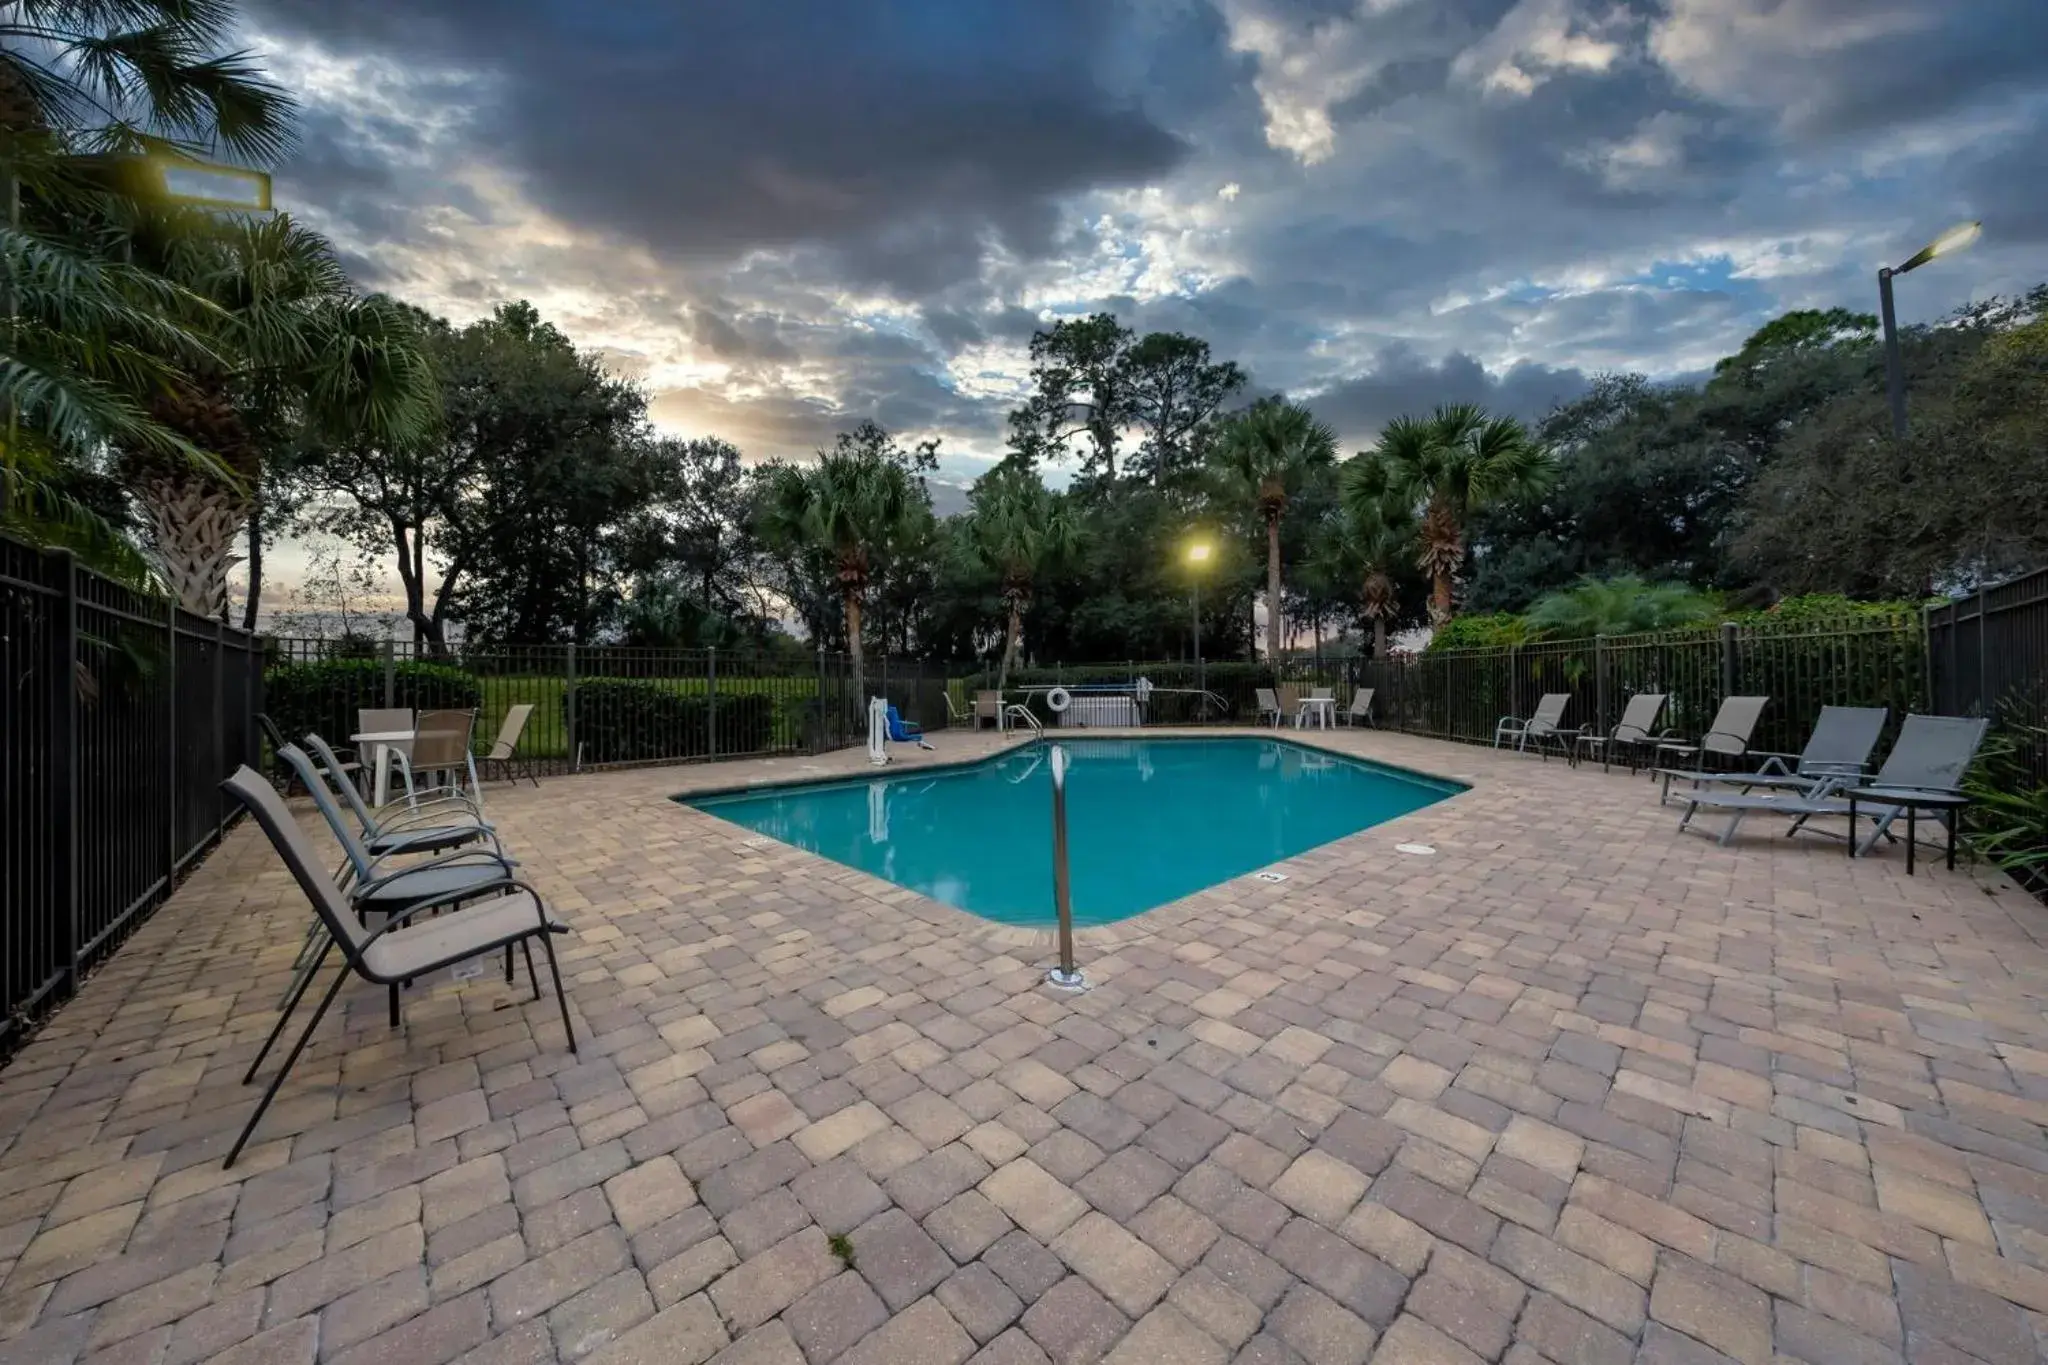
[1929,567,2048,784]
[262,639,952,774]
[968,611,1936,762]
[2,539,260,1048]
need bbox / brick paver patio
[2,728,2046,1364]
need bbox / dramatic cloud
[239,0,2048,490]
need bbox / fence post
[50,552,79,995]
[380,638,395,708]
[1977,586,1990,716]
[1719,622,1738,700]
[1594,634,1608,737]
[212,617,225,838]
[165,597,178,895]
[707,646,719,760]
[565,643,579,771]
[814,646,827,754]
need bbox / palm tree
[759,446,917,692]
[1344,404,1550,628]
[123,213,437,616]
[966,465,1078,690]
[1213,397,1336,660]
[1524,576,1719,639]
[1326,485,1417,658]
[2,0,300,565]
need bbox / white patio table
[349,729,414,807]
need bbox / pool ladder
[1002,704,1042,735]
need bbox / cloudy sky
[242,0,2046,512]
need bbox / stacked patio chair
[1651,695,1770,802]
[1674,713,1988,854]
[221,765,573,1167]
[1494,693,1572,760]
[1572,693,1671,772]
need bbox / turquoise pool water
[683,737,1462,927]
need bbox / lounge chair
[885,704,935,750]
[220,765,573,1166]
[1675,714,1989,851]
[943,693,969,729]
[1255,688,1285,727]
[475,704,540,787]
[1341,688,1377,728]
[1652,696,1769,802]
[1495,694,1571,759]
[1573,693,1671,772]
[1658,706,1887,800]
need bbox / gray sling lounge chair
[1658,706,1887,799]
[221,766,573,1166]
[1495,694,1571,759]
[1573,693,1670,772]
[1653,696,1769,802]
[1675,714,1989,851]
[476,704,541,786]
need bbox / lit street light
[1878,221,1980,439]
[1186,540,1212,708]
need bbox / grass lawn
[467,673,824,761]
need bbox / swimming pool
[683,737,1462,927]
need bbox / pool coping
[661,726,1483,961]
[675,729,1469,806]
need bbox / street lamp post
[1187,541,1212,714]
[1878,221,1980,439]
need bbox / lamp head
[1896,220,1981,275]
[1186,541,1212,565]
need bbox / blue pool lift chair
[886,704,936,750]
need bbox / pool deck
[2,727,2047,1364]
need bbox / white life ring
[1046,686,1073,713]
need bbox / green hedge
[263,658,483,750]
[566,679,775,764]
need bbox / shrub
[1426,613,1528,652]
[262,658,483,749]
[566,679,775,764]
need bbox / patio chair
[261,712,357,796]
[1658,706,1887,801]
[475,704,540,787]
[1494,694,1571,759]
[1651,696,1770,803]
[885,704,935,751]
[275,742,523,1018]
[1255,688,1285,727]
[402,709,481,809]
[1341,688,1377,727]
[220,765,573,1167]
[1573,693,1671,772]
[943,693,969,729]
[300,732,502,865]
[974,690,1003,731]
[1675,714,1989,852]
